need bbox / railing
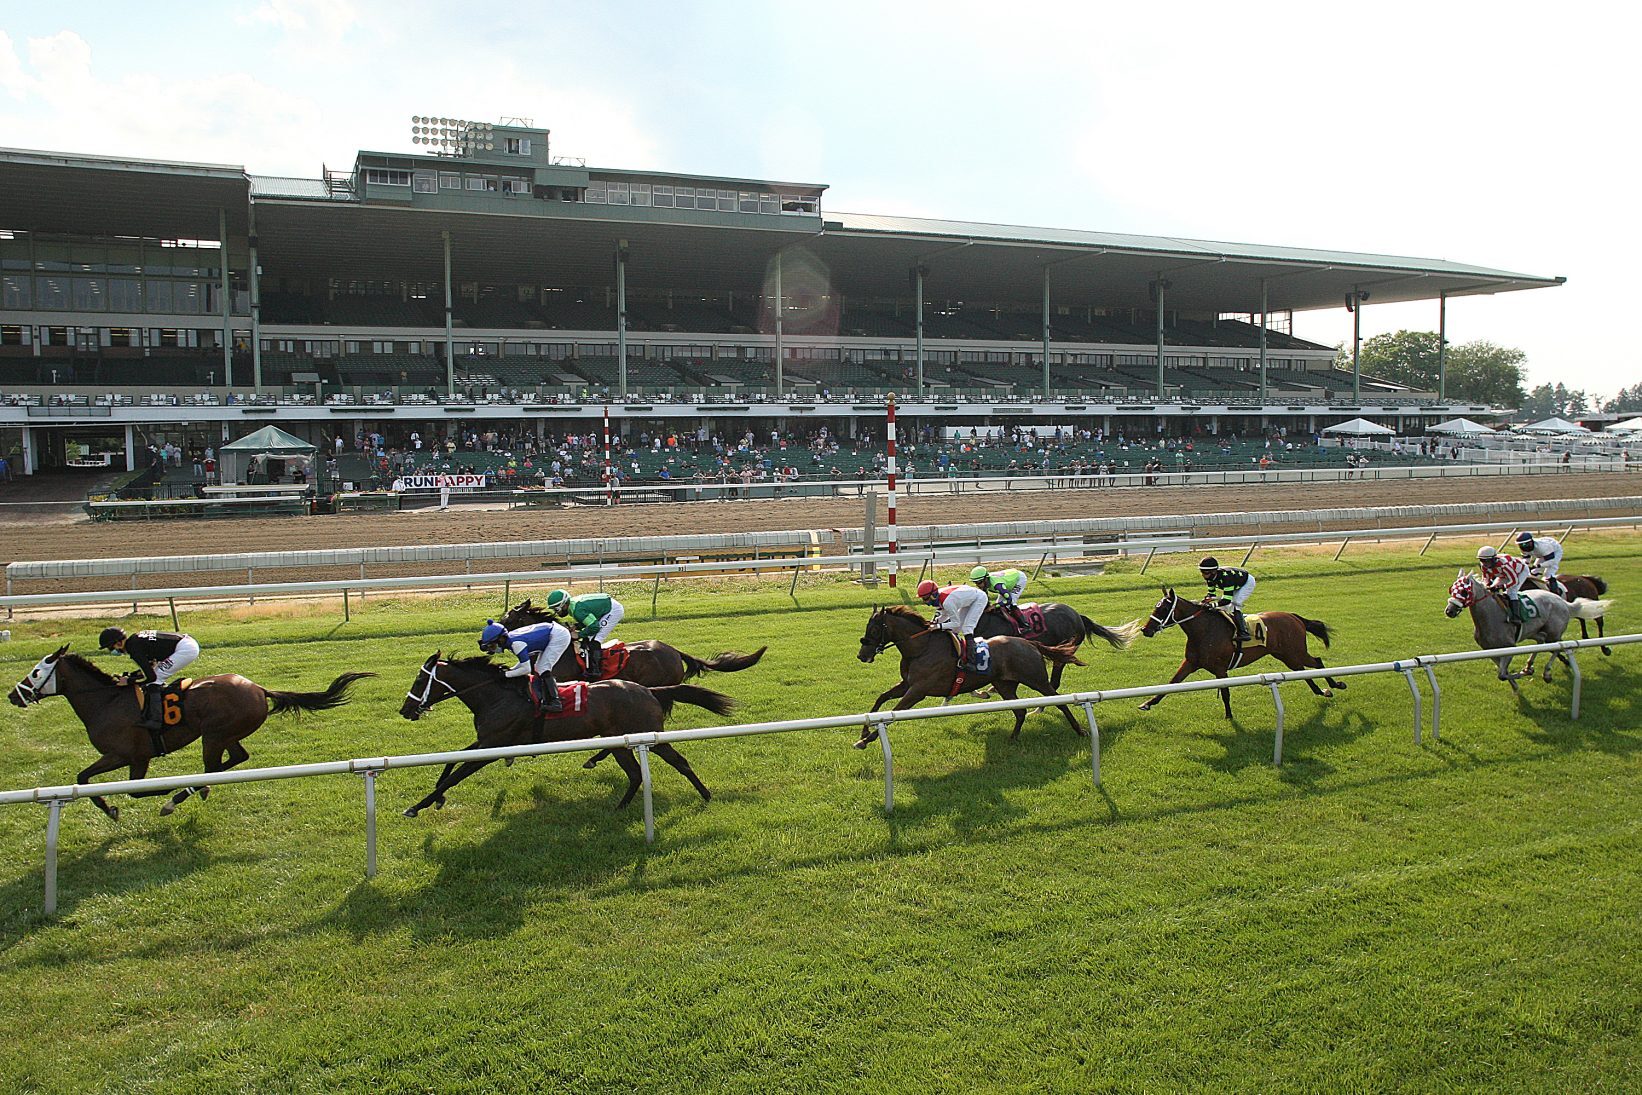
[3,633,1632,915]
[3,512,1639,620]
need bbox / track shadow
[1200,697,1376,787]
[0,816,255,944]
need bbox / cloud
[243,0,360,44]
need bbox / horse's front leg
[869,680,908,713]
[1599,615,1612,656]
[77,754,139,821]
[856,682,911,747]
[404,741,484,817]
[1139,660,1195,711]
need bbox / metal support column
[1258,279,1269,401]
[363,770,379,878]
[616,241,629,397]
[1041,267,1052,399]
[1350,286,1365,403]
[1154,274,1166,395]
[1437,292,1448,402]
[249,217,263,392]
[19,425,34,476]
[124,424,138,472]
[218,209,233,388]
[442,230,455,395]
[638,745,655,843]
[43,798,64,916]
[773,251,784,398]
[876,721,894,813]
[914,265,925,396]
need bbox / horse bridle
[11,656,62,706]
[404,660,460,714]
[1146,592,1183,633]
[862,611,893,657]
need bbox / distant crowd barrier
[3,633,1633,916]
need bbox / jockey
[547,588,625,680]
[1515,531,1566,596]
[99,626,200,743]
[479,618,569,713]
[917,579,989,671]
[1197,557,1255,643]
[970,565,1028,625]
[1478,545,1531,622]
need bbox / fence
[3,513,1641,621]
[2,633,1633,915]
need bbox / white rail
[3,633,1634,915]
[3,513,1638,618]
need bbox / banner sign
[392,474,488,492]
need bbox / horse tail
[650,684,738,720]
[1083,615,1141,649]
[1571,598,1612,620]
[1591,576,1608,596]
[679,646,768,678]
[1300,617,1332,648]
[1030,639,1086,667]
[266,671,375,715]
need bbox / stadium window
[780,195,818,215]
[586,181,606,202]
[156,329,180,348]
[413,173,436,193]
[505,137,531,156]
[466,177,486,191]
[440,174,460,190]
[504,177,530,194]
[609,182,630,205]
[1,325,22,345]
[144,281,172,312]
[1,275,29,309]
[108,278,141,312]
[672,186,693,209]
[36,277,66,309]
[365,169,412,186]
[108,328,133,347]
[740,192,759,213]
[759,194,778,215]
[631,183,651,207]
[717,189,736,211]
[174,282,202,314]
[653,185,673,208]
[72,277,106,310]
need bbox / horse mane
[882,605,928,622]
[59,653,119,685]
[446,654,509,679]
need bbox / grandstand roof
[0,145,1563,314]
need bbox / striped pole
[603,404,613,507]
[886,393,898,588]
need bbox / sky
[2,0,1637,397]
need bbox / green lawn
[0,539,1638,1093]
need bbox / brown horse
[500,598,767,685]
[8,645,372,820]
[397,652,731,817]
[1525,574,1612,654]
[974,602,1140,689]
[1136,588,1345,718]
[853,605,1085,747]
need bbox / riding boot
[1234,608,1252,644]
[583,641,602,681]
[536,672,564,714]
[962,636,979,671]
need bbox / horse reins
[405,660,511,713]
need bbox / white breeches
[1532,552,1562,580]
[937,591,988,635]
[1227,576,1256,609]
[589,602,625,642]
[151,637,200,683]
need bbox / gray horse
[1444,571,1612,692]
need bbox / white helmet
[1477,545,1498,562]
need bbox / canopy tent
[1605,416,1642,433]
[1517,417,1591,435]
[1426,417,1496,436]
[218,425,318,486]
[1320,417,1395,436]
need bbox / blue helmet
[1516,531,1536,548]
[479,620,508,650]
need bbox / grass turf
[0,538,1638,1092]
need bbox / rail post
[638,745,655,843]
[1030,552,1049,583]
[362,769,379,878]
[1269,680,1286,765]
[1420,657,1441,739]
[1082,701,1101,787]
[1419,531,1438,556]
[501,579,510,615]
[342,588,350,622]
[873,719,894,813]
[1567,646,1583,720]
[1239,543,1258,568]
[653,573,663,616]
[1333,537,1351,562]
[247,567,254,605]
[42,797,64,916]
[167,597,179,631]
[1397,664,1423,744]
[1498,527,1517,551]
[1140,545,1158,573]
[788,562,800,598]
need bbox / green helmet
[970,565,991,583]
[546,589,570,614]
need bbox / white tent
[1427,417,1497,436]
[1605,416,1642,433]
[1321,417,1395,436]
[1518,417,1591,435]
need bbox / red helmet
[916,580,938,599]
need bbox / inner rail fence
[3,633,1634,916]
[3,513,1641,622]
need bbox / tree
[1444,340,1527,407]
[1354,330,1444,389]
[1517,379,1589,419]
[1603,382,1642,414]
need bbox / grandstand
[0,122,1563,475]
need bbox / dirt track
[2,473,1636,566]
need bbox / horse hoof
[159,803,175,817]
[582,757,599,770]
[107,806,120,823]
[1137,702,1152,712]
[198,787,210,800]
[402,807,419,819]
[1335,681,1347,690]
[852,738,871,750]
[1322,689,1333,699]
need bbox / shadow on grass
[0,816,256,945]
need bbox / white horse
[1444,571,1612,692]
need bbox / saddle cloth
[1011,603,1049,640]
[135,678,194,726]
[1496,593,1539,620]
[532,681,589,719]
[1212,608,1267,645]
[573,640,630,681]
[944,633,992,672]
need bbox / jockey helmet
[1516,531,1536,548]
[546,589,571,615]
[479,619,508,651]
[1198,557,1219,572]
[99,626,127,650]
[969,565,990,583]
[1477,545,1499,563]
[916,579,939,601]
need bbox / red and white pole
[603,404,613,507]
[886,392,898,587]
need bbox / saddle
[572,640,630,681]
[1209,607,1266,646]
[992,603,1048,640]
[526,680,589,719]
[134,678,194,728]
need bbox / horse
[974,602,1140,689]
[852,605,1085,747]
[499,598,767,685]
[1135,588,1345,718]
[1524,573,1613,654]
[1443,572,1611,692]
[397,652,732,818]
[7,645,372,820]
